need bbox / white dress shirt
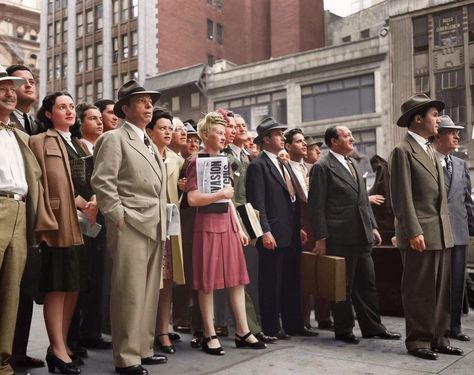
[329,149,353,175]
[81,138,94,155]
[125,121,145,141]
[56,129,78,153]
[263,150,284,178]
[229,143,242,158]
[407,130,430,153]
[0,128,28,195]
[288,159,308,199]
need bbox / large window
[54,20,61,45]
[96,80,103,100]
[469,5,474,42]
[47,23,53,45]
[217,23,223,44]
[131,0,138,18]
[47,57,52,80]
[113,0,119,24]
[122,0,129,21]
[76,48,83,73]
[86,9,93,34]
[76,13,83,37]
[85,83,93,103]
[122,34,129,59]
[54,55,61,79]
[413,16,428,52]
[215,91,287,130]
[207,19,213,40]
[131,31,138,57]
[302,74,375,122]
[95,4,103,30]
[63,19,68,43]
[95,43,103,68]
[414,75,429,94]
[62,52,67,78]
[76,85,83,102]
[435,70,466,124]
[113,37,119,62]
[86,45,93,71]
[433,9,463,48]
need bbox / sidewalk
[18,304,474,375]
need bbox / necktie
[144,136,155,155]
[345,156,358,182]
[425,142,436,166]
[300,163,309,191]
[279,160,296,201]
[445,155,453,176]
[0,121,15,131]
[23,113,32,135]
[240,150,249,165]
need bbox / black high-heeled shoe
[45,352,81,374]
[202,335,225,356]
[155,333,176,354]
[235,332,267,349]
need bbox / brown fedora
[304,136,323,147]
[114,79,161,119]
[396,94,444,127]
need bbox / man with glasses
[169,117,187,157]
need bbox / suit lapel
[261,152,287,192]
[327,153,358,192]
[123,123,163,182]
[406,135,438,182]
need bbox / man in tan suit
[0,66,41,375]
[390,94,462,360]
[91,80,167,375]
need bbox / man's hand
[369,194,385,206]
[409,234,426,252]
[262,232,277,250]
[116,217,125,230]
[372,228,382,246]
[312,238,326,255]
[300,229,308,246]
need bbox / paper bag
[315,255,346,302]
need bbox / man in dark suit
[432,115,474,342]
[5,64,45,370]
[309,125,400,344]
[390,94,462,360]
[246,117,316,339]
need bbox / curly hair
[37,91,74,129]
[197,112,227,140]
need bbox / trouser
[450,245,467,335]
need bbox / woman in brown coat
[30,92,92,374]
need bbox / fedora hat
[305,136,323,147]
[0,64,26,88]
[397,93,444,127]
[438,115,464,131]
[114,79,161,119]
[254,117,287,144]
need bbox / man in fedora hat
[91,79,168,375]
[389,94,462,360]
[0,65,42,375]
[432,115,474,343]
[246,118,316,338]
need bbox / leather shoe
[431,345,464,356]
[11,355,45,368]
[363,329,401,340]
[286,327,319,337]
[255,331,278,343]
[408,348,438,360]
[115,364,148,374]
[141,354,168,365]
[335,332,359,344]
[450,332,470,342]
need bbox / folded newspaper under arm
[77,210,102,238]
[196,154,230,214]
[236,203,263,240]
[166,203,181,239]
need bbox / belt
[0,191,26,202]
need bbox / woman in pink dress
[186,112,266,355]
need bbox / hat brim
[0,76,26,88]
[396,100,445,127]
[114,91,161,119]
[254,124,288,144]
[438,124,464,131]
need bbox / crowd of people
[0,63,472,375]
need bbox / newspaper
[166,203,181,239]
[77,210,102,238]
[196,155,230,203]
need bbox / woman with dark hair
[30,92,93,374]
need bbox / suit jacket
[10,112,43,135]
[91,122,167,242]
[389,134,453,250]
[444,155,474,246]
[308,152,376,254]
[246,152,300,249]
[223,147,248,206]
[29,129,84,247]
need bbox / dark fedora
[305,136,323,147]
[438,114,464,131]
[397,93,444,127]
[114,79,161,119]
[254,117,287,144]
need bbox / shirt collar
[407,130,429,150]
[125,121,145,141]
[229,143,242,156]
[56,128,72,142]
[263,149,279,162]
[329,149,347,164]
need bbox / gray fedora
[0,64,26,88]
[254,117,287,144]
[438,115,464,131]
[397,93,444,127]
[114,79,161,119]
[305,136,323,147]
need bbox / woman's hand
[177,177,187,192]
[220,184,234,200]
[82,200,98,226]
[239,230,249,246]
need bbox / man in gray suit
[390,94,462,360]
[309,125,400,344]
[432,115,474,342]
[91,80,167,375]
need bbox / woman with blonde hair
[186,112,266,355]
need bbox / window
[122,34,129,59]
[76,85,84,102]
[62,0,68,9]
[63,19,68,43]
[47,57,52,80]
[86,9,93,34]
[95,43,103,68]
[30,29,38,41]
[469,5,474,42]
[113,0,120,24]
[113,75,119,94]
[131,31,138,57]
[54,20,61,45]
[62,52,67,78]
[191,92,200,108]
[302,74,375,122]
[121,73,129,83]
[217,23,223,44]
[54,0,60,11]
[76,48,83,73]
[48,0,53,13]
[122,0,129,21]
[96,80,103,99]
[55,55,61,79]
[85,82,93,103]
[342,35,351,43]
[172,96,180,112]
[76,13,83,37]
[415,75,429,94]
[207,19,213,40]
[351,130,377,179]
[131,71,138,80]
[47,23,53,45]
[435,69,466,124]
[207,54,214,66]
[86,45,93,71]
[131,0,138,18]
[113,37,119,62]
[413,16,428,52]
[433,9,463,48]
[360,29,370,39]
[95,4,103,30]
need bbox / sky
[324,0,354,17]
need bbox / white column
[103,0,113,99]
[138,0,158,83]
[66,0,76,95]
[286,81,302,127]
[39,0,48,100]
